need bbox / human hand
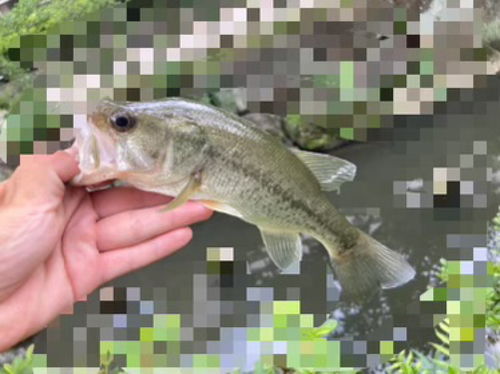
[0,151,213,351]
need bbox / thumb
[4,151,81,206]
[20,151,80,183]
[21,151,80,183]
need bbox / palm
[1,186,212,345]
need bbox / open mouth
[87,179,117,191]
[67,121,119,187]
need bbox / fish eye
[110,114,136,132]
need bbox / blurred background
[0,0,499,372]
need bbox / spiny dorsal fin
[290,148,357,192]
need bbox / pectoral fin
[259,228,302,270]
[159,171,202,213]
[290,148,357,192]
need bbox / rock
[0,0,19,15]
[208,88,247,115]
[0,160,12,182]
[391,0,433,14]
[242,112,293,146]
[283,116,350,152]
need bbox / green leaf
[254,361,273,374]
[430,342,450,358]
[438,319,450,334]
[412,350,435,370]
[430,356,450,369]
[400,363,412,374]
[312,321,338,338]
[414,361,422,371]
[11,355,24,369]
[387,362,401,372]
[406,350,414,364]
[411,349,427,361]
[25,344,35,360]
[2,364,14,374]
[435,330,450,346]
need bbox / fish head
[68,97,171,187]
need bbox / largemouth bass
[68,97,416,297]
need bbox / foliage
[0,0,127,112]
[385,319,497,374]
[385,319,449,374]
[483,19,500,56]
[436,257,448,283]
[97,351,126,374]
[0,344,34,374]
[487,214,500,331]
[253,361,278,374]
[0,0,126,55]
[301,319,338,341]
[248,319,339,374]
[436,219,500,332]
[385,244,500,374]
[486,260,500,330]
[2,225,499,373]
[0,56,35,111]
[283,114,345,152]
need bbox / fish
[68,97,416,297]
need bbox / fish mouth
[86,179,117,191]
[67,119,120,187]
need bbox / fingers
[96,201,213,251]
[98,227,193,284]
[91,187,173,218]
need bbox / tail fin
[328,230,416,298]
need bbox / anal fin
[259,228,302,270]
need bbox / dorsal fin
[290,148,357,192]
